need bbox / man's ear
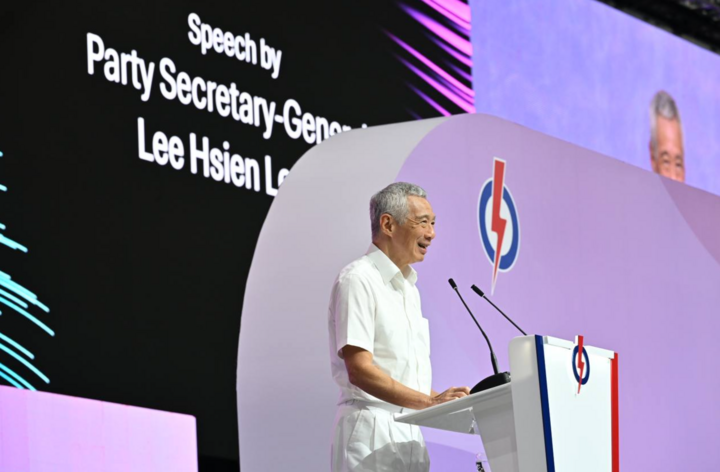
[380,213,395,237]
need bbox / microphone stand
[448,279,511,394]
[471,285,527,335]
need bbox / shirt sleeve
[333,273,376,358]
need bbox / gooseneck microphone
[448,278,511,394]
[470,285,527,336]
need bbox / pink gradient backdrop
[0,386,197,472]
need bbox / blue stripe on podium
[535,335,556,472]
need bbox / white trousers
[331,401,430,472]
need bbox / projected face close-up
[652,116,685,182]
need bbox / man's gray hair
[650,90,682,154]
[370,182,427,238]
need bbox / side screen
[471,0,720,196]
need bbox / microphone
[471,285,527,335]
[448,278,510,394]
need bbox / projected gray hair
[370,182,427,239]
[650,91,682,154]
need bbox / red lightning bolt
[576,335,585,394]
[490,158,507,294]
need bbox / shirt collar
[366,244,418,286]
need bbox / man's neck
[372,239,409,273]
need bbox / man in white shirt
[328,182,470,472]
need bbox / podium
[396,335,619,472]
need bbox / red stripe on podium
[611,352,620,472]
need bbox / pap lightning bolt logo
[576,335,585,394]
[572,335,590,393]
[490,159,507,293]
[477,157,520,294]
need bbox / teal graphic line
[0,234,27,253]
[0,341,47,383]
[0,331,34,359]
[0,272,50,312]
[0,361,35,390]
[0,296,54,336]
[0,288,28,309]
[0,147,52,390]
[0,369,22,389]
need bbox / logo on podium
[573,335,591,393]
[478,157,520,294]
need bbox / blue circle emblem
[477,179,520,271]
[572,346,591,385]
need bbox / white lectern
[396,335,619,472]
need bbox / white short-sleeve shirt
[328,245,432,405]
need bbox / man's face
[652,116,685,183]
[392,196,436,268]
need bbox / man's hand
[430,386,471,406]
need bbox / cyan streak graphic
[0,296,55,336]
[0,369,22,389]
[0,341,48,383]
[0,361,35,390]
[0,234,28,252]
[0,148,52,390]
[0,288,29,309]
[0,272,50,312]
[0,331,34,359]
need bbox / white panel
[509,336,548,472]
[396,383,511,433]
[396,383,519,472]
[543,342,612,472]
[472,393,518,472]
[236,117,451,472]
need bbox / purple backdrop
[395,115,720,470]
[470,0,720,196]
[238,114,720,471]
